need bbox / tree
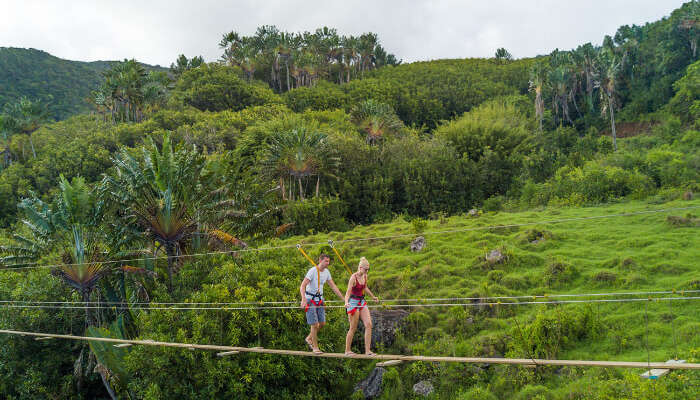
[495,47,513,62]
[1,97,50,159]
[262,125,338,200]
[529,61,548,131]
[170,54,204,77]
[350,100,404,145]
[595,51,621,151]
[573,43,599,112]
[102,133,246,293]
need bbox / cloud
[0,0,687,66]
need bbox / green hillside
[0,2,698,399]
[0,47,165,120]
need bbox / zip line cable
[1,205,698,272]
[1,289,698,306]
[0,296,698,311]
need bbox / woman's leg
[359,306,374,354]
[345,311,360,354]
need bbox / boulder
[468,209,479,217]
[683,191,693,200]
[413,380,434,396]
[359,309,409,348]
[410,236,426,252]
[354,367,386,398]
[485,249,504,264]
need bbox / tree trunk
[280,177,287,200]
[99,369,119,400]
[315,175,320,197]
[298,177,304,200]
[82,290,92,328]
[609,94,617,151]
[286,61,290,92]
[166,242,175,294]
[29,135,37,158]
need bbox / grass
[275,196,700,396]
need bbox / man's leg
[310,323,320,351]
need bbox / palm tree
[595,51,621,151]
[262,126,338,200]
[0,176,107,326]
[350,100,404,145]
[102,133,248,292]
[1,97,50,159]
[548,66,573,126]
[574,43,598,112]
[529,61,548,132]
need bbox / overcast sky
[0,0,687,67]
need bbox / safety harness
[297,244,324,312]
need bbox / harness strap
[297,244,320,294]
[328,240,352,275]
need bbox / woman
[344,257,379,356]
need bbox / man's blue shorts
[306,302,326,325]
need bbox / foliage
[171,63,282,112]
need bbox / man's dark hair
[318,253,330,261]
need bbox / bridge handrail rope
[1,329,699,370]
[0,205,697,271]
[1,290,697,306]
[0,296,698,311]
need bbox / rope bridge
[1,329,698,370]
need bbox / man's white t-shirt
[304,267,332,300]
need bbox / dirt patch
[602,121,658,138]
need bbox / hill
[0,47,166,120]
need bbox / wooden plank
[1,330,700,370]
[641,360,685,379]
[376,360,403,367]
[217,351,240,357]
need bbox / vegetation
[0,3,698,399]
[0,47,165,120]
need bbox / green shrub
[283,81,349,112]
[544,261,577,287]
[483,195,505,212]
[281,197,349,235]
[457,386,498,400]
[174,64,282,112]
[514,384,554,400]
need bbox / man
[300,253,344,354]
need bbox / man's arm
[327,279,344,301]
[300,278,310,309]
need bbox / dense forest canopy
[0,3,699,399]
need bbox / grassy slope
[277,197,699,382]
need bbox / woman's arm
[364,284,379,302]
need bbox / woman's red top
[350,275,366,297]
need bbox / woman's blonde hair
[358,257,369,270]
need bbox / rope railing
[1,329,698,370]
[0,296,698,311]
[2,289,698,306]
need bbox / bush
[283,81,349,112]
[281,197,349,235]
[544,261,577,287]
[483,195,504,212]
[174,64,282,112]
[457,387,498,400]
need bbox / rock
[413,380,434,396]
[354,367,386,398]
[468,209,479,217]
[485,249,504,264]
[359,309,409,349]
[410,236,426,252]
[683,191,693,200]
